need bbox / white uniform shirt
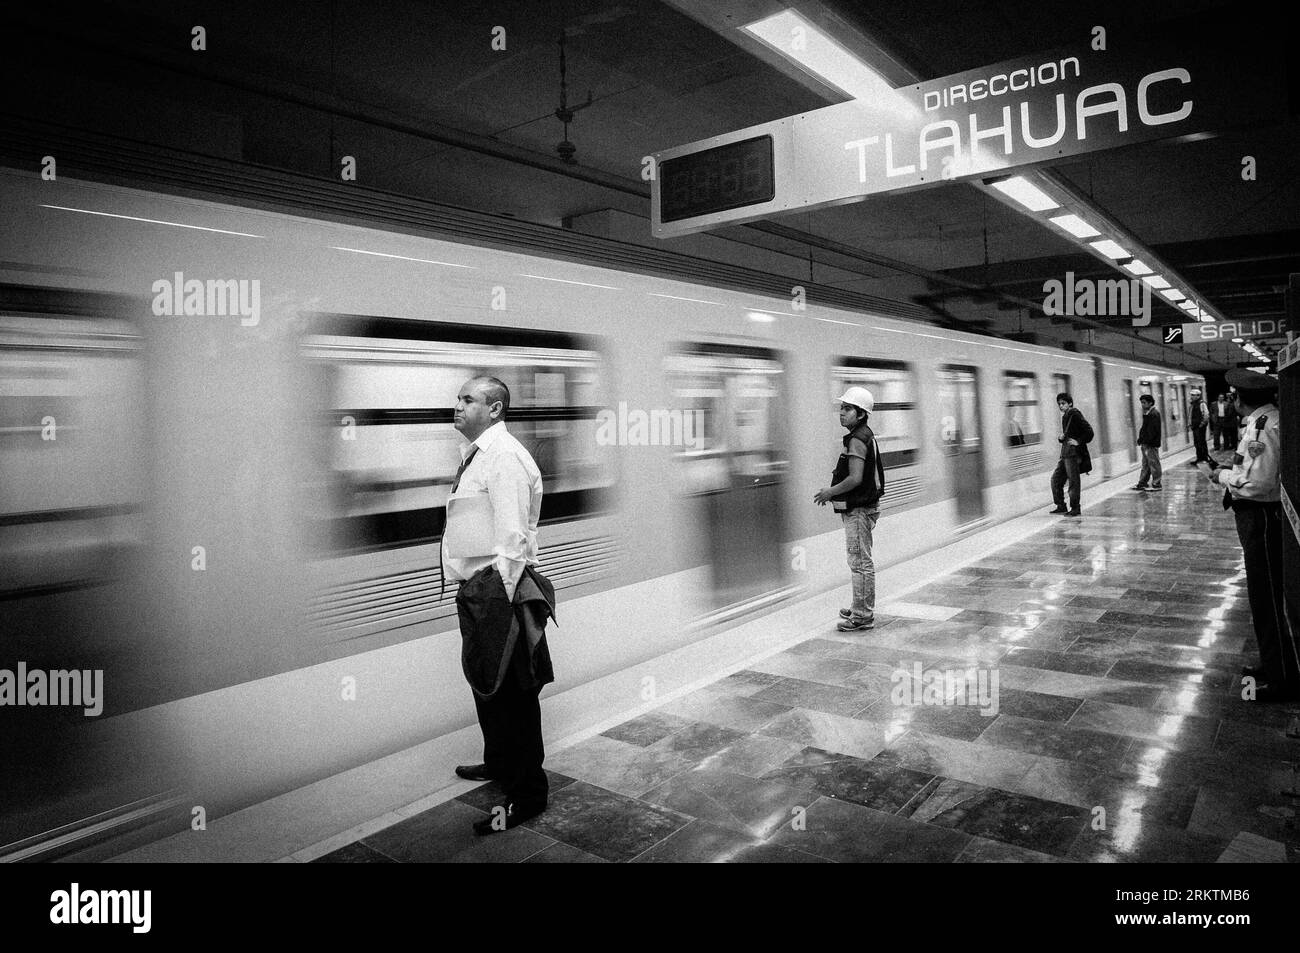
[1215,404,1281,503]
[442,421,543,600]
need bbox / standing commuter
[1047,393,1093,518]
[444,376,556,834]
[1188,387,1212,464]
[815,386,885,632]
[1133,395,1163,491]
[1210,392,1238,452]
[1206,370,1298,702]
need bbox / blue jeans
[841,507,878,620]
[1137,446,1162,487]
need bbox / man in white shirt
[1205,369,1297,703]
[444,376,551,832]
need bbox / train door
[667,344,789,610]
[1157,382,1169,450]
[1178,383,1191,448]
[1123,379,1137,462]
[937,365,986,525]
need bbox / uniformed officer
[1204,368,1298,702]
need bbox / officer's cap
[1225,367,1278,392]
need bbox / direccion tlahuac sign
[652,16,1284,236]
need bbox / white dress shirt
[1215,404,1281,503]
[442,421,542,600]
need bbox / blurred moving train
[0,167,1202,857]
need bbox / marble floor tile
[875,601,964,621]
[521,842,608,862]
[523,781,690,862]
[693,734,809,779]
[750,677,883,717]
[746,652,869,688]
[760,746,935,813]
[638,768,807,840]
[361,799,554,863]
[999,646,1114,677]
[628,819,828,863]
[654,692,792,734]
[707,670,785,698]
[994,688,1084,723]
[601,711,695,747]
[1067,822,1229,863]
[857,699,999,742]
[903,777,1089,856]
[954,836,1071,863]
[768,796,972,863]
[544,733,696,798]
[976,714,1132,769]
[1066,700,1220,752]
[455,769,577,813]
[757,707,896,760]
[651,721,750,763]
[877,729,1040,791]
[312,841,396,863]
[1014,757,1201,828]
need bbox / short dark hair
[473,376,511,418]
[1139,394,1155,405]
[1234,386,1275,406]
[1056,393,1073,406]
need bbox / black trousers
[1050,455,1080,509]
[1192,425,1210,461]
[473,642,547,808]
[1211,424,1223,450]
[1234,504,1300,691]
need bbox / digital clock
[658,135,775,223]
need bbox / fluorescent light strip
[743,10,915,117]
[646,292,725,306]
[332,246,474,268]
[1122,259,1153,276]
[1160,289,1186,302]
[518,274,621,290]
[989,177,1059,211]
[1090,240,1130,260]
[1048,214,1101,238]
[40,204,263,238]
[1179,302,1198,311]
[1140,275,1170,289]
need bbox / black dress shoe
[1047,505,1068,514]
[472,800,546,835]
[454,763,495,782]
[1065,508,1081,517]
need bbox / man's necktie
[441,446,480,599]
[451,446,479,493]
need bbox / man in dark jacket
[1209,392,1238,451]
[1048,393,1093,518]
[1133,394,1163,491]
[1188,387,1211,464]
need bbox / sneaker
[1047,505,1068,514]
[1149,484,1162,491]
[1132,485,1148,491]
[836,616,874,632]
[838,608,853,619]
[1065,508,1081,517]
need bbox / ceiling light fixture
[987,176,1059,211]
[1123,259,1153,276]
[1090,239,1130,260]
[1048,214,1101,238]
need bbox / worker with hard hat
[815,386,885,632]
[1204,368,1297,703]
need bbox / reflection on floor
[315,460,1300,863]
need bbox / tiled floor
[315,457,1300,863]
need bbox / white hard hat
[838,386,874,414]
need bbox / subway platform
[111,449,1300,863]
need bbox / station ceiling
[3,0,1296,374]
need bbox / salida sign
[1181,317,1290,343]
[652,21,1283,237]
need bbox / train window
[302,316,613,554]
[0,309,145,597]
[830,358,918,468]
[1052,372,1071,401]
[1003,372,1043,447]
